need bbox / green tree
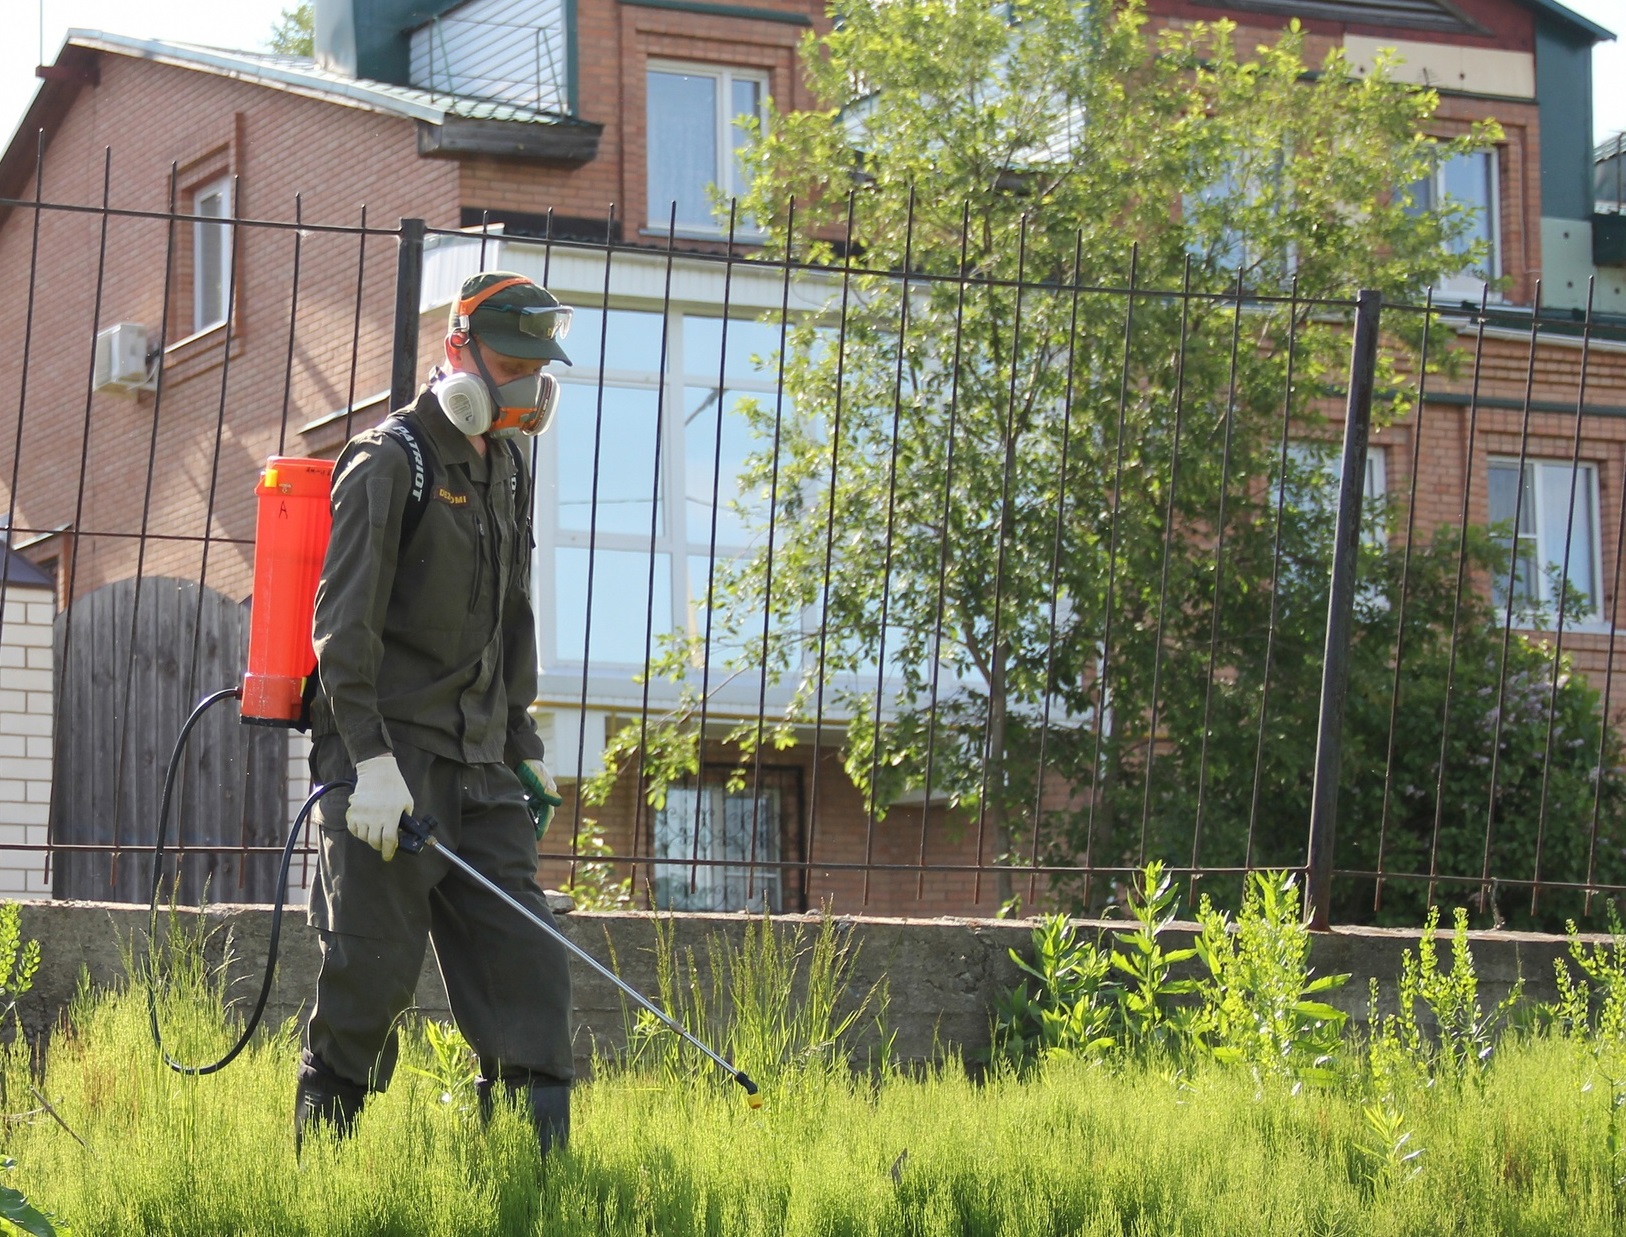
[267,2,314,56]
[586,0,1620,923]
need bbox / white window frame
[1186,152,1295,277]
[1409,148,1501,300]
[536,302,789,697]
[192,175,233,333]
[645,60,769,237]
[1284,440,1387,547]
[1487,456,1604,627]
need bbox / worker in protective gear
[295,271,574,1161]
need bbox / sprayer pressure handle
[396,813,436,855]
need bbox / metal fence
[2,170,1625,929]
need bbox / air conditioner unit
[93,323,153,393]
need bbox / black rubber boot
[477,1076,570,1159]
[526,1083,570,1158]
[294,1056,367,1155]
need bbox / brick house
[0,0,1619,914]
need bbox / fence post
[390,218,427,412]
[1306,288,1382,931]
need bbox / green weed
[1109,861,1199,1056]
[991,913,1114,1069]
[1191,871,1349,1084]
[615,907,891,1089]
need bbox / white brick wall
[0,585,53,899]
[286,727,315,904]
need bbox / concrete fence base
[12,900,1591,1079]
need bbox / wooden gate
[49,577,290,903]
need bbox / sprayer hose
[146,687,345,1076]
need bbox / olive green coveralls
[301,389,573,1097]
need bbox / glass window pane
[683,316,783,383]
[557,385,663,534]
[1440,151,1492,260]
[194,182,230,330]
[684,385,770,544]
[554,547,672,667]
[1486,461,1521,528]
[688,552,765,666]
[647,70,718,230]
[565,307,667,374]
[1536,462,1596,610]
[729,76,763,198]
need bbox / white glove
[349,754,414,862]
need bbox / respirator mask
[435,274,573,438]
[431,364,561,439]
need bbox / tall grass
[7,891,1626,1234]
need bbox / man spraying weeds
[295,271,572,1159]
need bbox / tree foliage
[584,0,1623,926]
[267,2,314,57]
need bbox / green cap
[453,271,573,365]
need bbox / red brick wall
[456,0,825,237]
[538,739,1020,917]
[0,54,458,605]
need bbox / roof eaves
[63,30,452,124]
[1515,0,1615,43]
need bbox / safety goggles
[455,276,573,341]
[480,301,573,342]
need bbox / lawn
[5,872,1626,1236]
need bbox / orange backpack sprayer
[241,457,334,726]
[145,447,760,1107]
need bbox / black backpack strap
[506,437,534,547]
[379,416,434,546]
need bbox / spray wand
[395,812,761,1107]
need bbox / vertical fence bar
[1306,288,1382,931]
[862,189,917,907]
[275,195,306,457]
[1246,278,1301,871]
[60,149,114,887]
[109,167,181,884]
[971,214,1032,910]
[342,205,368,438]
[1189,268,1247,887]
[1026,231,1086,909]
[1082,244,1135,906]
[391,218,426,413]
[745,204,797,909]
[566,206,618,887]
[1139,256,1194,865]
[8,133,46,886]
[1531,279,1595,915]
[1374,291,1435,913]
[1427,285,1493,908]
[1480,282,1544,917]
[688,200,740,901]
[632,205,680,896]
[808,192,857,894]
[915,200,972,900]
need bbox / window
[545,306,788,675]
[1186,154,1290,276]
[651,770,787,912]
[1405,149,1499,297]
[1487,458,1601,623]
[192,175,233,333]
[1283,441,1387,546]
[646,64,768,235]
